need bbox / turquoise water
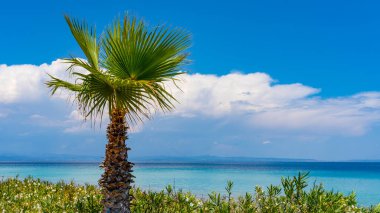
[0,162,379,206]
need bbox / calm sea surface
[0,162,379,206]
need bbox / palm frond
[101,16,190,82]
[46,14,191,125]
[65,15,100,69]
[45,74,82,95]
[64,57,101,75]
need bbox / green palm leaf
[46,14,191,125]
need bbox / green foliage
[46,14,191,124]
[0,177,102,212]
[0,173,378,212]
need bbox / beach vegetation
[1,173,379,212]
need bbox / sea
[0,162,379,206]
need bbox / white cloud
[168,73,380,135]
[0,60,72,104]
[63,124,88,133]
[250,93,380,135]
[262,140,271,145]
[1,60,380,136]
[28,111,92,134]
[68,110,85,121]
[0,64,44,103]
[168,72,319,116]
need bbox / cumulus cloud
[1,59,380,136]
[168,72,319,116]
[0,64,44,103]
[167,73,380,135]
[0,60,71,104]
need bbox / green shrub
[0,173,377,212]
[0,176,102,212]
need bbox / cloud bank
[1,60,380,136]
[168,73,380,136]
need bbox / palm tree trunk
[99,109,134,213]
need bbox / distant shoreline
[1,155,380,164]
[1,161,380,164]
[1,161,380,169]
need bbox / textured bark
[99,109,135,213]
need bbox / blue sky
[1,0,380,161]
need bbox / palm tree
[46,15,190,212]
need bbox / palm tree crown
[47,15,191,123]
